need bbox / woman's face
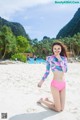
[53,45,62,55]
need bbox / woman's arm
[37,56,50,87]
[41,56,50,80]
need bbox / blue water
[27,58,46,64]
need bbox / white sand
[0,62,80,120]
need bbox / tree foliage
[0,25,16,59]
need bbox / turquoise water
[27,58,46,64]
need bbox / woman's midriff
[52,71,65,82]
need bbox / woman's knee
[55,105,62,112]
[56,105,65,112]
[61,106,64,111]
[49,103,54,109]
[50,104,62,112]
[56,107,64,112]
[56,107,62,112]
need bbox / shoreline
[0,59,80,65]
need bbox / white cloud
[0,0,51,20]
[0,0,79,20]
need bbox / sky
[0,0,80,40]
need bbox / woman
[37,41,68,112]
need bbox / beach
[0,62,80,120]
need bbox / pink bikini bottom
[51,80,66,91]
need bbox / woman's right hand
[37,80,44,88]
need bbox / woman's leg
[40,87,66,111]
[50,86,61,112]
[37,98,56,111]
[44,98,53,104]
[60,87,66,111]
[37,86,61,112]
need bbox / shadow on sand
[9,105,59,120]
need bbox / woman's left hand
[37,80,44,88]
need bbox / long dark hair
[52,41,67,58]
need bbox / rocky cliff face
[0,17,27,37]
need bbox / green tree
[16,36,30,53]
[0,25,16,59]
